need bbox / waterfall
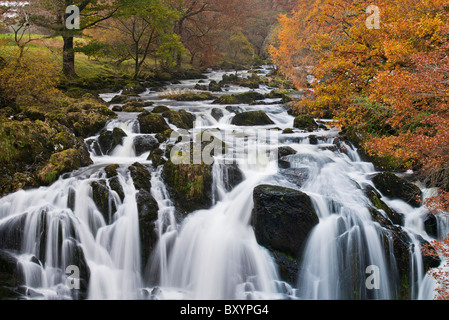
[0,66,443,300]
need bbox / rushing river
[0,66,447,300]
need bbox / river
[0,66,446,300]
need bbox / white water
[0,66,446,300]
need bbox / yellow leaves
[0,48,60,102]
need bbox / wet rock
[424,214,438,238]
[211,108,224,121]
[231,111,274,126]
[293,115,318,132]
[162,110,195,130]
[162,140,216,215]
[128,163,159,268]
[104,164,119,178]
[37,148,93,185]
[277,146,297,159]
[214,91,266,105]
[279,168,310,187]
[252,185,319,258]
[128,162,153,194]
[0,250,23,299]
[134,135,159,156]
[208,80,222,92]
[364,185,404,226]
[98,128,127,155]
[380,225,440,299]
[155,129,174,144]
[372,172,422,208]
[91,180,114,223]
[137,111,170,134]
[225,106,244,114]
[0,214,27,252]
[152,105,170,113]
[148,148,167,168]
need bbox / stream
[0,66,447,300]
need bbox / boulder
[133,135,159,156]
[364,185,404,226]
[128,163,159,268]
[372,172,422,208]
[231,111,274,126]
[252,185,319,258]
[91,180,114,224]
[211,108,224,121]
[162,110,195,130]
[152,105,170,113]
[214,91,266,105]
[97,128,127,155]
[137,111,170,134]
[208,80,222,92]
[162,156,213,215]
[293,115,318,132]
[0,250,23,299]
[37,148,93,185]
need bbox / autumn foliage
[270,0,449,298]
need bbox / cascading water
[0,66,445,300]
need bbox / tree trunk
[62,35,77,78]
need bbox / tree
[111,0,182,78]
[271,0,449,298]
[28,0,126,78]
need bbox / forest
[0,0,448,303]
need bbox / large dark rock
[91,180,114,224]
[0,214,27,252]
[380,225,440,299]
[134,135,159,156]
[364,184,404,226]
[97,128,127,155]
[0,250,23,299]
[137,111,170,134]
[372,172,422,208]
[252,185,319,258]
[211,108,224,121]
[231,111,274,126]
[128,163,159,268]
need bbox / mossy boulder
[162,110,195,130]
[148,148,166,168]
[155,129,174,144]
[372,172,422,208]
[137,111,170,134]
[172,92,216,101]
[231,110,274,126]
[293,114,318,132]
[152,105,170,113]
[38,148,93,185]
[214,91,266,105]
[208,80,222,92]
[162,138,220,214]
